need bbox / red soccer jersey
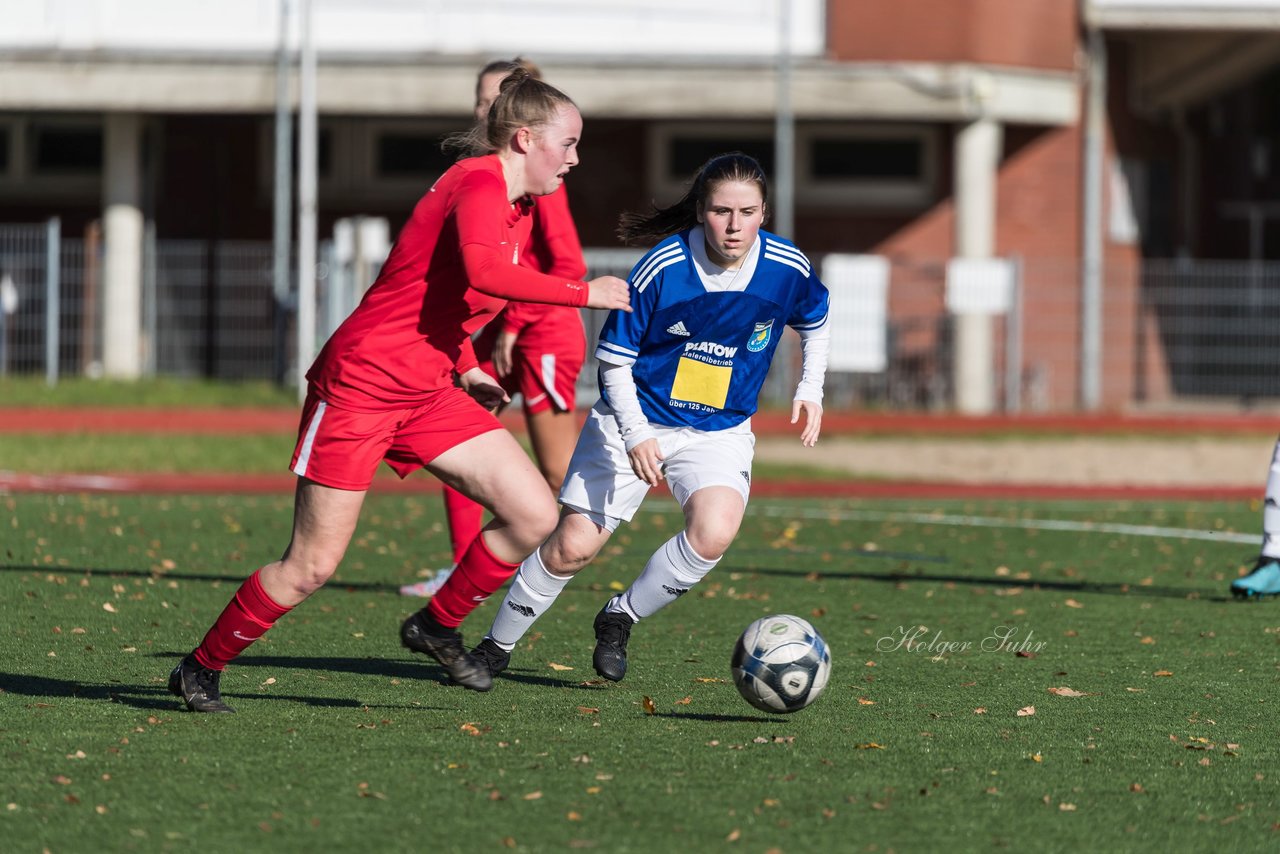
[307,155,589,412]
[495,184,587,348]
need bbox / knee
[540,530,600,574]
[276,553,340,598]
[684,525,735,562]
[507,497,560,554]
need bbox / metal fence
[2,221,1277,414]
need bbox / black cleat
[401,609,493,692]
[471,637,511,679]
[168,654,236,713]
[592,606,635,682]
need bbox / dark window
[376,133,452,177]
[811,138,923,180]
[669,137,775,178]
[32,125,102,173]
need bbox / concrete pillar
[102,113,144,379]
[952,116,1002,414]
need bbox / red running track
[0,407,1269,499]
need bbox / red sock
[192,570,292,670]
[427,534,519,628]
[443,486,485,565]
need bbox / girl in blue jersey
[466,152,831,683]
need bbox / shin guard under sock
[427,534,520,628]
[193,570,292,670]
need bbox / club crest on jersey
[747,320,774,352]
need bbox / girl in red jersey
[402,57,588,599]
[166,71,630,712]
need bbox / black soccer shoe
[168,654,236,713]
[400,609,493,692]
[470,637,512,679]
[592,606,635,682]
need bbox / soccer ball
[730,614,831,714]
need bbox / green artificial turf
[2,492,1276,852]
[0,377,298,409]
[0,432,856,484]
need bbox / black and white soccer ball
[730,614,831,714]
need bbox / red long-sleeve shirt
[307,155,589,412]
[496,183,588,341]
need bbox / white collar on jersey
[689,224,761,293]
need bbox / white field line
[749,505,1258,545]
[645,502,1257,546]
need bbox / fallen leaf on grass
[576,706,599,715]
[642,696,656,715]
[523,791,543,801]
[1059,802,1077,811]
[548,663,573,671]
[1047,686,1088,697]
[1153,670,1174,677]
[694,677,726,683]
[974,707,988,715]
[726,829,741,842]
[102,603,117,613]
[675,696,692,705]
[1064,599,1083,609]
[855,742,885,750]
[356,783,387,800]
[1016,706,1036,717]
[459,723,482,736]
[857,697,876,705]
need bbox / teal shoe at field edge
[1230,559,1280,599]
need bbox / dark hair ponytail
[616,152,770,245]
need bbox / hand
[459,367,509,410]
[627,437,665,486]
[586,275,632,312]
[791,399,823,448]
[491,331,517,378]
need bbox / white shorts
[558,401,755,532]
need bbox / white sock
[486,547,573,651]
[610,531,719,622]
[1263,437,1280,560]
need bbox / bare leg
[427,428,561,563]
[259,478,368,606]
[525,407,580,492]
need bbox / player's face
[474,70,506,124]
[522,104,582,196]
[697,181,765,270]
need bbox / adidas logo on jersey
[665,321,691,336]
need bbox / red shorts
[289,385,503,490]
[474,318,585,416]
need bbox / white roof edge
[1085,1,1280,30]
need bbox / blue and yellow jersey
[596,228,829,431]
